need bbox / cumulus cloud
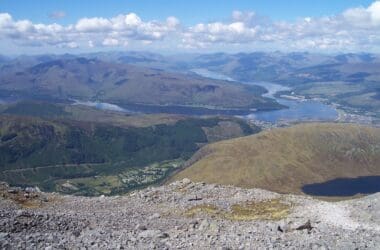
[0,12,181,50]
[0,13,69,46]
[182,1,380,51]
[343,1,380,27]
[74,13,179,41]
[76,17,112,32]
[1,1,380,52]
[182,21,258,49]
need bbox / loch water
[192,69,339,123]
[302,176,380,196]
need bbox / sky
[0,0,379,54]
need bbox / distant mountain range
[186,52,380,84]
[2,51,379,82]
[0,54,282,113]
[1,51,380,116]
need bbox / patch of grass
[185,204,221,217]
[226,199,290,221]
[184,199,291,221]
[0,187,51,209]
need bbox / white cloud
[185,19,257,47]
[166,16,180,28]
[0,12,180,50]
[76,17,112,32]
[368,1,380,23]
[182,1,380,51]
[0,13,13,28]
[124,13,141,26]
[343,1,380,27]
[1,1,380,52]
[102,38,119,46]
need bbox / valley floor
[0,180,379,249]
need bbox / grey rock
[135,224,147,231]
[138,230,162,239]
[198,219,209,231]
[0,232,9,240]
[149,213,160,220]
[181,178,192,185]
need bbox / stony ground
[0,179,379,249]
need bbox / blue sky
[0,0,379,54]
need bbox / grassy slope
[172,123,380,194]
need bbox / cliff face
[1,180,379,249]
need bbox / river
[191,68,338,123]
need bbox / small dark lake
[302,176,380,196]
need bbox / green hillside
[0,110,259,195]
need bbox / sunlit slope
[173,123,380,194]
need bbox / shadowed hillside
[172,123,380,194]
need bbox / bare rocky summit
[0,180,379,249]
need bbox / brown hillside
[172,123,380,194]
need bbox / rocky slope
[0,180,379,249]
